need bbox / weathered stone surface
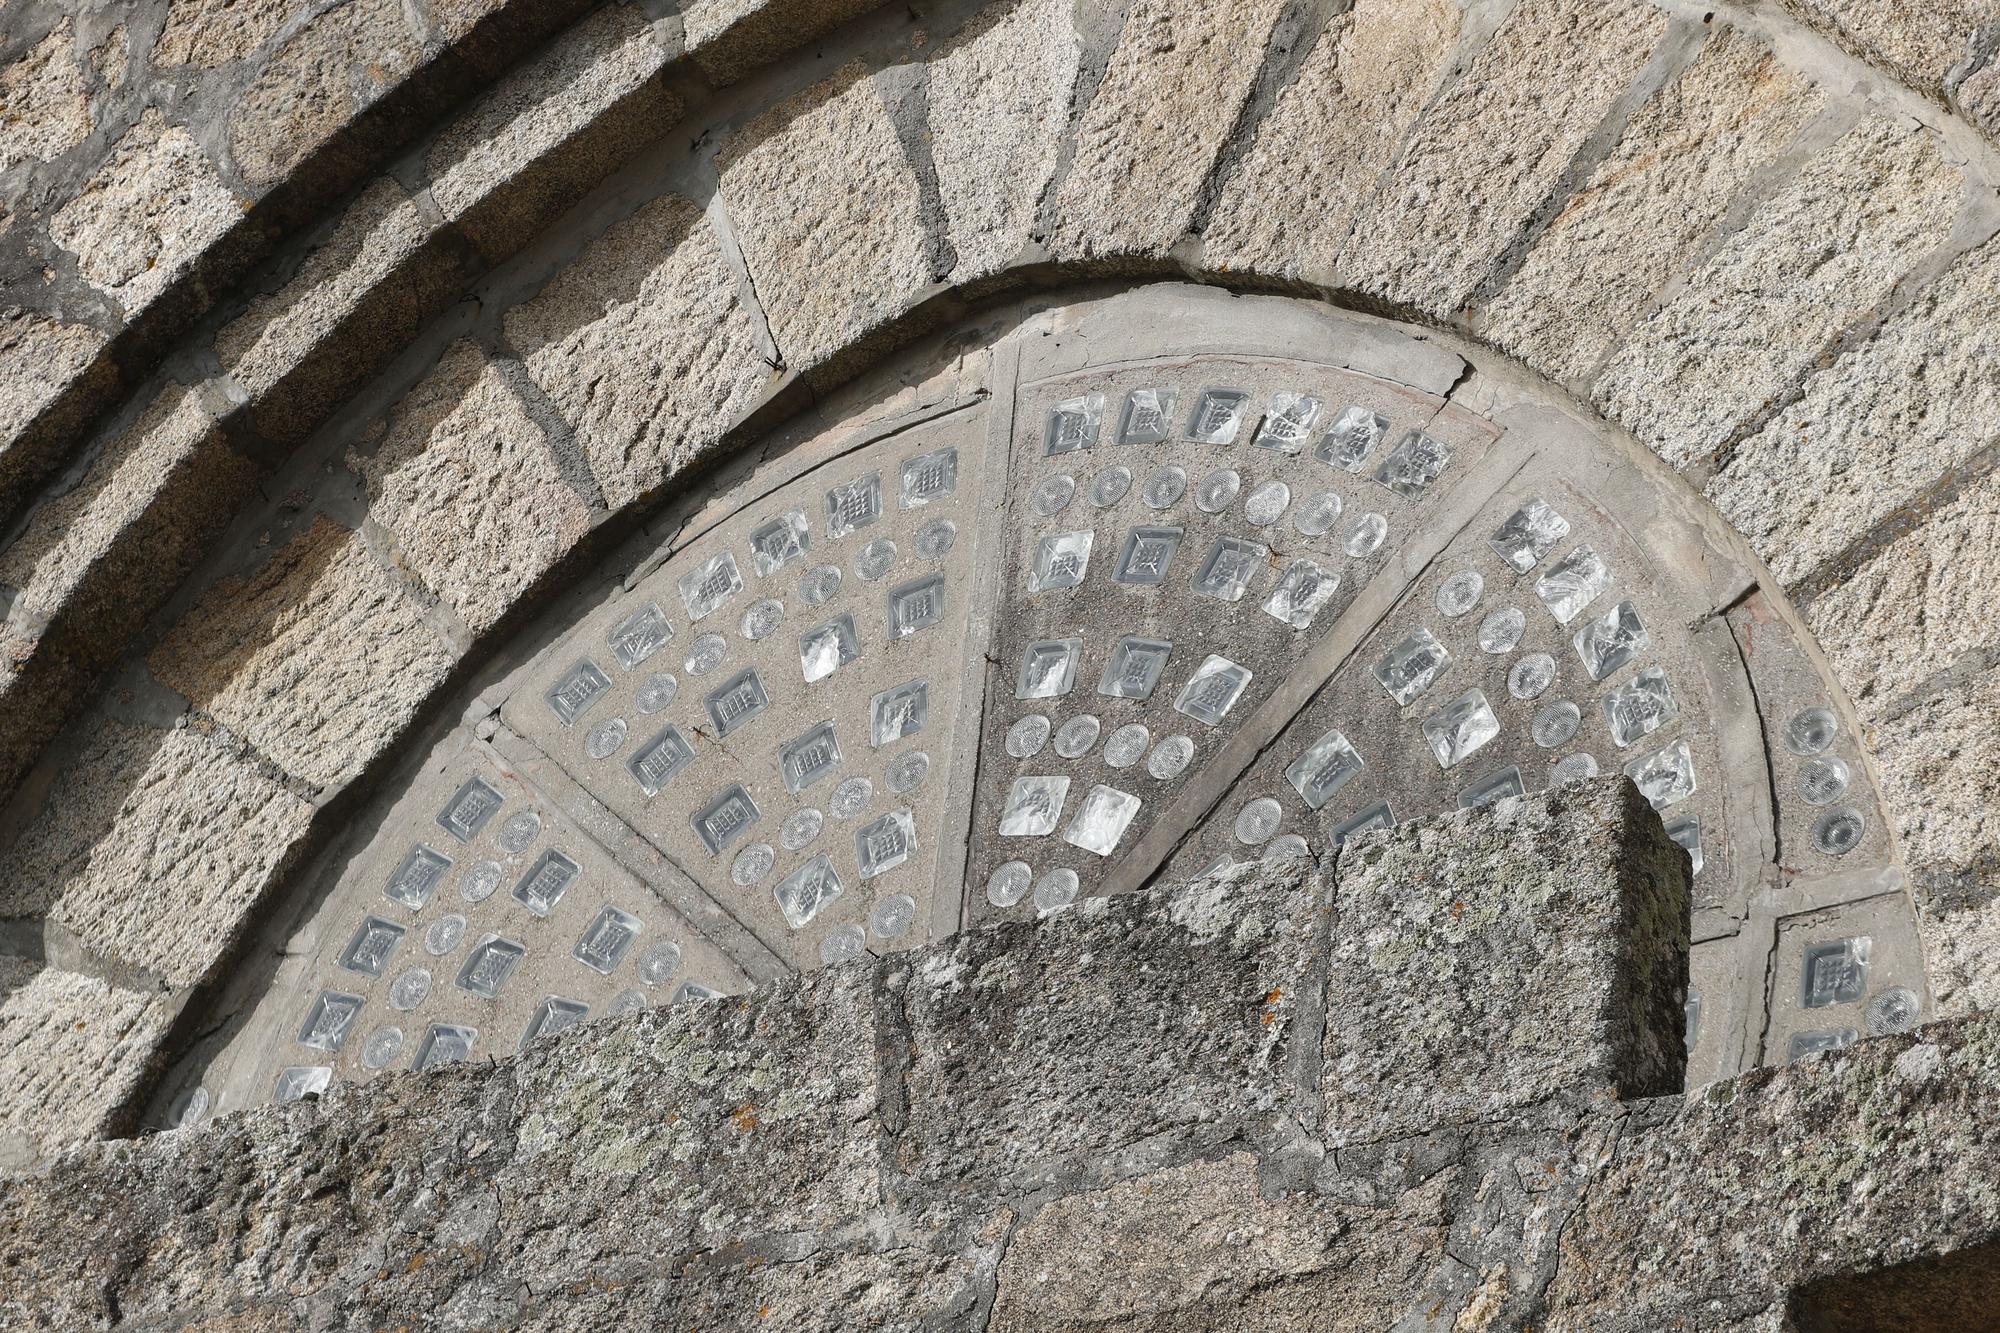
[351,340,589,635]
[154,0,297,69]
[1483,28,1822,386]
[1776,0,1994,92]
[1203,0,1460,282]
[1337,0,1668,317]
[1592,115,1963,469]
[504,193,766,509]
[0,966,168,1169]
[683,0,884,85]
[89,25,130,89]
[146,517,458,789]
[0,309,109,474]
[0,21,91,172]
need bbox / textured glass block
[1117,387,1176,444]
[1090,465,1132,507]
[1114,525,1183,584]
[1531,700,1581,748]
[740,598,785,642]
[1266,833,1311,862]
[1286,728,1364,810]
[887,574,945,640]
[824,473,883,538]
[692,785,762,854]
[339,916,406,977]
[522,998,589,1047]
[1458,766,1525,810]
[1343,511,1388,556]
[1435,570,1482,618]
[1104,723,1150,769]
[274,1066,331,1103]
[1786,706,1838,756]
[1316,406,1390,472]
[1035,868,1080,914]
[777,721,843,793]
[1509,653,1557,700]
[424,913,464,956]
[435,776,502,843]
[887,750,929,793]
[855,809,917,879]
[901,446,958,507]
[1007,714,1050,757]
[1262,559,1340,630]
[499,811,540,853]
[1603,667,1678,747]
[916,519,956,559]
[635,671,678,714]
[1552,752,1600,785]
[732,842,774,886]
[1573,600,1649,681]
[1016,638,1081,700]
[1623,738,1696,810]
[1174,655,1252,726]
[871,679,929,747]
[799,613,862,682]
[1812,806,1866,857]
[384,845,452,910]
[627,724,695,796]
[1788,1029,1857,1062]
[413,1023,478,1071]
[1031,473,1076,516]
[820,924,867,965]
[1478,607,1525,654]
[1064,784,1142,856]
[685,633,727,675]
[1372,429,1450,497]
[1253,392,1322,452]
[389,966,431,1010]
[798,563,842,606]
[574,906,641,975]
[1800,756,1850,806]
[1193,469,1240,514]
[986,860,1032,908]
[1234,798,1281,844]
[1488,498,1570,573]
[511,850,580,917]
[1372,628,1451,706]
[749,509,811,575]
[586,717,627,759]
[774,854,844,928]
[1097,636,1172,700]
[456,935,525,998]
[361,1027,403,1069]
[1031,531,1094,591]
[545,657,611,726]
[1664,814,1704,877]
[873,893,918,938]
[603,603,670,671]
[1187,387,1251,444]
[1000,775,1070,836]
[1331,800,1395,845]
[1866,986,1921,1036]
[1294,491,1342,536]
[1191,536,1267,602]
[674,982,724,1005]
[1534,545,1611,625]
[1421,689,1500,769]
[1244,480,1291,526]
[1147,734,1195,780]
[702,668,770,738]
[855,537,897,581]
[1802,937,1870,1008]
[1054,715,1100,758]
[1143,465,1186,508]
[1045,395,1104,455]
[830,776,872,819]
[781,808,823,851]
[298,990,364,1052]
[678,553,743,624]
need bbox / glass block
[1054,715,1100,758]
[1331,800,1395,845]
[1811,806,1866,857]
[901,446,958,507]
[821,925,868,965]
[798,563,842,606]
[522,998,589,1047]
[635,672,678,714]
[1421,689,1500,769]
[1532,700,1581,748]
[1285,728,1365,810]
[275,1066,331,1103]
[1253,392,1322,452]
[511,850,580,917]
[425,914,465,955]
[1800,756,1851,806]
[1573,600,1649,681]
[628,724,695,796]
[1788,1029,1857,1062]
[1458,766,1525,810]
[1316,406,1390,472]
[685,633,727,675]
[855,809,917,879]
[1373,628,1451,706]
[1187,387,1252,443]
[1064,784,1142,856]
[461,860,502,903]
[986,860,1032,908]
[384,845,452,910]
[1435,570,1482,618]
[1147,734,1195,780]
[434,776,502,844]
[586,717,628,759]
[1031,473,1077,516]
[1477,607,1525,654]
[1866,986,1921,1036]
[1117,387,1176,444]
[1090,465,1132,507]
[1114,525,1183,584]
[1097,636,1172,700]
[1294,490,1342,537]
[873,893,917,938]
[1685,994,1701,1054]
[1191,536,1267,602]
[545,657,611,726]
[1664,814,1703,877]
[740,598,785,642]
[799,613,862,683]
[1000,775,1070,836]
[1262,559,1340,630]
[830,776,873,819]
[1104,723,1150,769]
[916,519,956,559]
[781,808,823,850]
[778,721,843,793]
[1035,869,1081,915]
[1488,498,1570,573]
[413,1023,478,1072]
[887,750,929,793]
[1233,796,1282,844]
[456,935,525,998]
[678,553,743,624]
[1031,531,1094,591]
[1534,545,1611,625]
[1623,738,1696,810]
[1552,753,1599,785]
[1265,834,1311,862]
[1194,469,1241,514]
[774,854,844,928]
[567,906,639,976]
[499,811,540,853]
[361,1027,403,1069]
[692,784,762,854]
[1045,395,1103,455]
[1244,480,1291,526]
[855,537,897,581]
[339,916,406,977]
[825,473,884,538]
[1017,638,1082,700]
[1509,653,1557,700]
[1372,429,1450,497]
[298,990,364,1052]
[1802,937,1870,1008]
[871,679,929,747]
[607,990,647,1015]
[1603,666,1678,747]
[887,574,945,640]
[749,509,811,575]
[731,843,774,886]
[1174,655,1253,726]
[703,668,770,738]
[1786,706,1838,756]
[674,982,724,1005]
[1007,714,1051,757]
[389,967,430,1010]
[1143,465,1186,509]
[1343,512,1388,556]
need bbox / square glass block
[338,915,406,977]
[1016,637,1082,700]
[1186,387,1251,444]
[1802,937,1871,1008]
[1097,635,1172,700]
[800,613,862,683]
[1262,558,1340,630]
[1044,394,1103,455]
[1114,525,1183,584]
[512,849,581,917]
[1253,392,1322,453]
[1421,689,1500,769]
[544,657,611,726]
[608,602,674,669]
[457,935,526,998]
[1372,429,1451,497]
[274,1066,331,1103]
[1664,814,1704,877]
[628,724,695,796]
[1603,666,1678,747]
[1373,627,1452,707]
[887,574,946,639]
[1286,728,1365,810]
[1316,405,1391,472]
[1064,784,1142,856]
[1116,387,1177,444]
[1573,599,1649,681]
[298,990,364,1052]
[774,854,845,928]
[1332,799,1395,845]
[1457,765,1525,810]
[1000,775,1071,836]
[703,667,770,738]
[901,446,959,509]
[573,906,642,975]
[855,808,917,879]
[1534,544,1611,625]
[692,784,762,854]
[678,552,744,623]
[384,844,452,910]
[1488,498,1571,573]
[778,720,843,793]
[413,1023,478,1072]
[1174,654,1253,726]
[824,472,883,538]
[1191,536,1268,602]
[1030,530,1094,591]
[1788,1029,1857,1062]
[436,776,502,844]
[522,997,589,1048]
[749,509,811,576]
[1623,738,1696,810]
[871,678,929,747]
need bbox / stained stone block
[226,0,422,183]
[0,22,90,171]
[0,968,170,1162]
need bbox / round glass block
[1265,833,1312,862]
[637,940,682,985]
[887,750,931,794]
[685,633,727,675]
[1799,755,1850,807]
[1007,714,1052,758]
[820,924,868,965]
[1294,491,1342,537]
[585,717,628,759]
[1785,705,1839,756]
[425,914,466,955]
[1233,797,1283,845]
[461,860,502,903]
[1244,480,1291,526]
[1532,700,1582,749]
[389,967,431,1011]
[1553,752,1600,785]
[1143,465,1187,509]
[987,860,1033,908]
[1090,465,1133,507]
[855,538,898,581]
[872,893,917,938]
[1811,806,1866,857]
[498,811,541,854]
[361,1026,404,1070]
[1509,653,1557,700]
[780,808,824,851]
[1194,469,1241,514]
[606,990,646,1017]
[1478,607,1526,654]
[1103,723,1150,769]
[731,842,775,886]
[830,777,873,819]
[916,519,957,559]
[1030,474,1076,517]
[1343,512,1388,557]
[740,598,785,641]
[1054,714,1101,759]
[169,1086,211,1129]
[799,564,843,606]
[1033,868,1080,915]
[1148,734,1196,780]
[1436,570,1483,618]
[635,672,679,714]
[1865,985,1921,1036]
